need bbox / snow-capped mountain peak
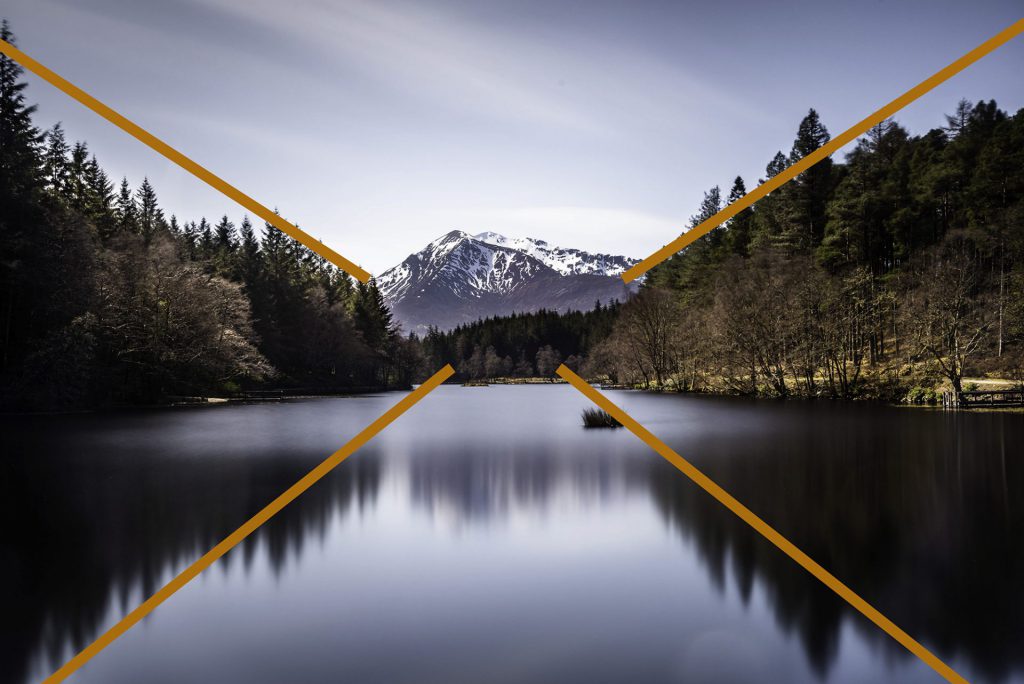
[377,231,638,332]
[377,230,551,304]
[472,232,637,277]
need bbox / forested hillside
[587,102,1024,401]
[0,22,418,409]
[417,302,621,380]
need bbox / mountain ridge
[378,231,638,332]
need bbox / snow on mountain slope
[377,230,638,332]
[473,232,638,277]
[377,230,552,302]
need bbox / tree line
[0,21,418,409]
[585,100,1024,402]
[407,100,1024,403]
[416,302,621,380]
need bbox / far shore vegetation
[419,103,1024,406]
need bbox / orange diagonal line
[622,17,1024,284]
[556,365,968,684]
[44,365,454,684]
[0,38,371,283]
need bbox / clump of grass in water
[581,407,622,428]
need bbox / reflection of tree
[5,402,1022,684]
[407,442,644,525]
[0,419,381,684]
[404,403,1024,683]
[644,406,1024,683]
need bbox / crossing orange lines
[6,12,1019,684]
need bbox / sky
[2,0,1023,275]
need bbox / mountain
[472,232,637,277]
[378,231,638,332]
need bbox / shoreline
[0,385,410,416]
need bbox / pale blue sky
[3,0,1022,273]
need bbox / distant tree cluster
[0,21,417,408]
[589,102,1024,401]
[417,303,620,381]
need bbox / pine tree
[784,108,834,249]
[115,177,138,236]
[765,151,788,179]
[135,177,165,242]
[214,215,236,251]
[646,186,722,301]
[235,216,261,288]
[944,98,974,139]
[82,155,115,240]
[354,279,396,353]
[42,122,72,200]
[68,141,90,211]
[789,108,831,163]
[726,176,753,256]
[0,20,46,371]
[211,215,236,275]
[181,221,198,260]
[0,20,43,201]
[197,217,214,259]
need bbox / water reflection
[640,401,1024,683]
[1,405,383,684]
[2,390,1022,684]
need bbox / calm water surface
[2,386,1022,684]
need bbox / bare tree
[615,288,680,389]
[905,234,993,402]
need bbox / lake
[3,386,1022,684]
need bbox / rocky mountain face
[377,231,638,332]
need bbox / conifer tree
[214,215,236,251]
[765,151,788,179]
[68,141,90,210]
[82,155,115,240]
[115,177,138,236]
[211,215,236,275]
[0,20,46,371]
[197,217,214,258]
[136,177,165,242]
[784,108,834,249]
[181,221,198,260]
[944,98,974,139]
[235,216,261,288]
[0,20,42,201]
[725,176,753,256]
[42,123,72,201]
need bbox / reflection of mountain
[401,406,1024,683]
[407,441,646,526]
[0,420,382,684]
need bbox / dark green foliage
[0,21,414,408]
[418,302,620,381]
[630,101,1024,399]
[135,177,165,243]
